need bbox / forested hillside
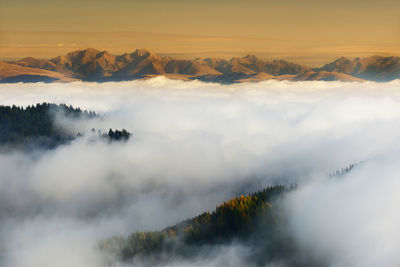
[100,185,303,266]
[0,103,131,148]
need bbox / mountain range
[1,48,399,83]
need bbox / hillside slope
[100,185,300,266]
[0,62,76,83]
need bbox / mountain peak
[335,56,351,64]
[3,49,399,83]
[132,48,152,58]
[70,48,101,56]
[244,54,258,60]
[83,48,100,53]
[63,48,102,61]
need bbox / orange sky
[1,0,399,66]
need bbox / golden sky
[1,0,399,66]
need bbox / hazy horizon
[2,43,400,68]
[4,43,400,67]
[1,0,399,65]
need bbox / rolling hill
[0,61,76,83]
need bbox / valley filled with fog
[1,78,400,267]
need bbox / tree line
[0,103,131,148]
[99,185,297,265]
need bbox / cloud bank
[0,78,400,266]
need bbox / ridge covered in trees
[0,103,131,148]
[0,103,96,146]
[100,185,301,266]
[329,162,361,178]
[101,163,360,266]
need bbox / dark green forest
[100,164,360,266]
[106,128,131,141]
[100,185,306,266]
[0,103,131,148]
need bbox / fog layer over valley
[1,78,400,266]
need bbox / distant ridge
[315,56,400,82]
[1,48,399,83]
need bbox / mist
[0,78,400,266]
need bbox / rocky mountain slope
[314,56,400,81]
[1,48,399,83]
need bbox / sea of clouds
[0,77,400,267]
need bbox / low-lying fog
[1,78,400,267]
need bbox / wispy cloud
[0,78,400,266]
